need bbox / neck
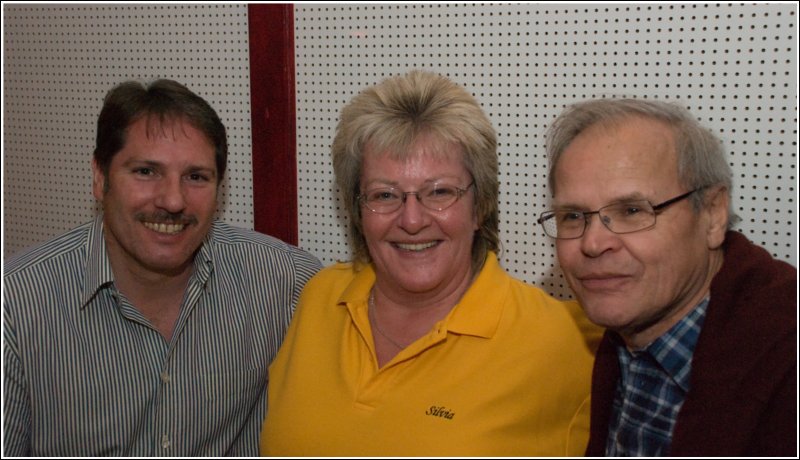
[372,263,476,315]
[369,270,474,367]
[106,251,194,341]
[623,248,724,349]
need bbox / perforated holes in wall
[294,3,797,299]
[3,4,253,258]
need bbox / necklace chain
[368,290,407,350]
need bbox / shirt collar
[336,252,508,340]
[82,216,114,307]
[445,252,508,338]
[81,216,216,308]
[193,223,215,284]
[615,296,710,392]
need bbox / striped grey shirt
[3,216,321,456]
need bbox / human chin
[135,237,202,274]
[577,293,638,331]
[386,265,445,293]
[372,249,436,284]
[139,221,208,266]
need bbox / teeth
[396,241,437,251]
[144,222,185,235]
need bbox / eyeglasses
[537,189,699,239]
[359,181,474,214]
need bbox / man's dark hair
[94,79,228,182]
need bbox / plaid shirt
[605,297,709,456]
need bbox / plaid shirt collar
[636,295,710,392]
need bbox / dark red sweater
[586,231,797,456]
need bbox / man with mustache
[3,79,322,456]
[537,98,796,456]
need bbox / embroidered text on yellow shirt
[426,406,455,420]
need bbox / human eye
[187,172,212,183]
[132,167,157,178]
[551,211,583,231]
[426,184,459,202]
[622,203,643,215]
[612,201,651,219]
[366,188,400,202]
[557,211,584,223]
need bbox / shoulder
[288,262,368,318]
[207,221,322,271]
[503,274,603,352]
[503,273,575,314]
[302,261,359,292]
[701,231,795,374]
[209,221,303,254]
[281,263,361,332]
[715,230,796,314]
[721,231,795,286]
[4,221,93,279]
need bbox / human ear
[91,158,106,201]
[704,185,730,250]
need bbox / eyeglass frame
[358,180,475,214]
[537,189,701,239]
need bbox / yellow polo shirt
[260,253,597,456]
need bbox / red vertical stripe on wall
[247,4,297,245]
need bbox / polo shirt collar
[336,252,508,340]
[445,252,507,339]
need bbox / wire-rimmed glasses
[537,189,699,239]
[359,181,475,214]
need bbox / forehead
[362,136,467,176]
[365,131,463,161]
[553,117,679,201]
[121,116,212,151]
[127,114,206,142]
[111,116,216,170]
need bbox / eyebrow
[121,159,217,176]
[187,166,218,178]
[362,177,463,189]
[121,158,162,168]
[554,192,650,210]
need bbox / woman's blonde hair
[332,70,499,272]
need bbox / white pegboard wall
[3,3,254,259]
[294,3,798,299]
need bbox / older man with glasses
[539,98,796,457]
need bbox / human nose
[579,212,619,257]
[400,191,423,206]
[154,175,187,213]
[397,192,429,232]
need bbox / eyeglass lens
[541,200,657,238]
[361,183,469,213]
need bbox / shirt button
[160,372,171,384]
[161,434,171,449]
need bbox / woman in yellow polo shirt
[260,70,599,456]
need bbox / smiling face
[360,138,479,301]
[93,115,219,281]
[552,117,727,348]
